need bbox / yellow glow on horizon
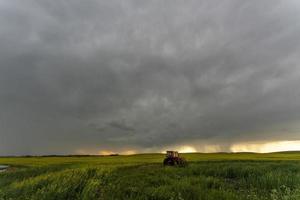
[121,150,136,155]
[199,145,221,153]
[230,140,300,153]
[98,150,116,155]
[78,140,300,155]
[178,146,197,153]
[160,145,197,154]
[98,150,136,155]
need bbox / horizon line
[1,150,300,157]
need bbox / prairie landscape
[2,1,300,199]
[1,153,300,200]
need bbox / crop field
[1,153,300,200]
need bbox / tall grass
[1,153,300,199]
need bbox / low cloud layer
[1,0,300,155]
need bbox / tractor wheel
[163,158,175,166]
[177,158,188,167]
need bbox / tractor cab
[166,151,179,158]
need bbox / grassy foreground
[1,153,300,200]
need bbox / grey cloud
[107,120,135,132]
[1,0,300,155]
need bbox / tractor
[163,151,187,166]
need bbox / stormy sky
[1,0,300,155]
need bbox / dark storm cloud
[1,0,300,155]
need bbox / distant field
[1,153,300,200]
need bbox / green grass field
[1,153,300,200]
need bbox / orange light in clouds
[230,140,300,153]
